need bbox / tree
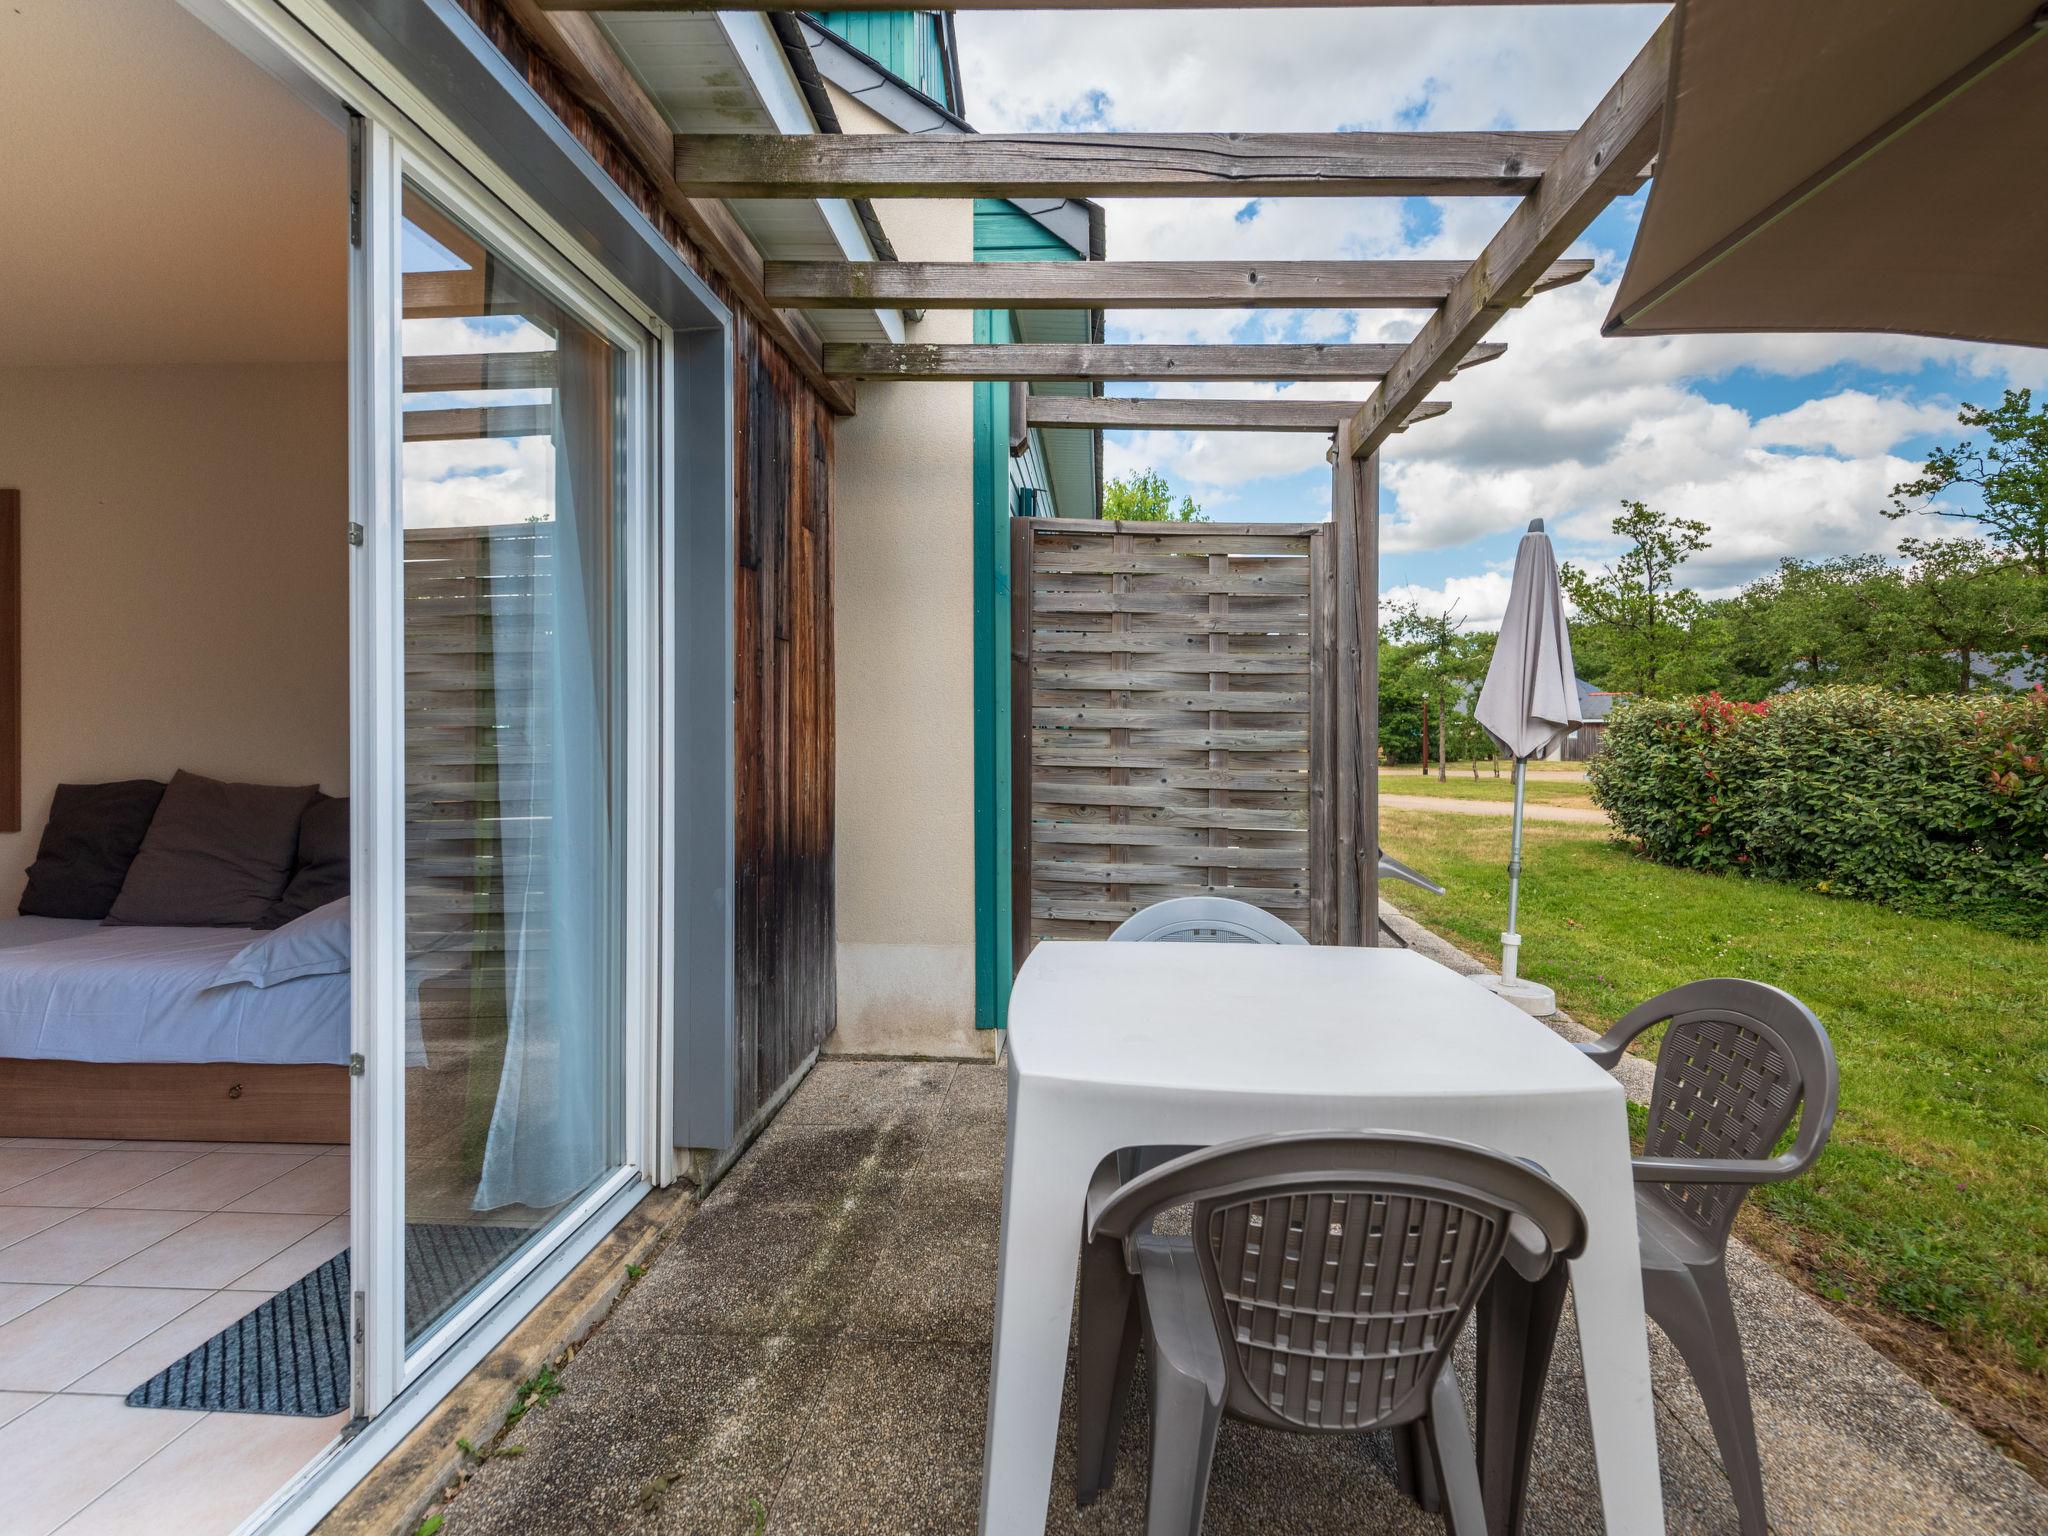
[1383,602,1492,780]
[1560,499,1711,697]
[1712,554,1908,695]
[1897,537,2047,693]
[1102,468,1205,523]
[1887,388,2048,578]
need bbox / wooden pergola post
[1330,425,1379,946]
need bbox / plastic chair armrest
[1502,1213,1555,1282]
[1577,987,1690,1072]
[1084,1155,1123,1242]
[1575,1038,1628,1071]
[1630,1153,1801,1186]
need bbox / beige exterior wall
[825,84,991,1057]
[0,363,348,902]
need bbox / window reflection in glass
[398,185,625,1347]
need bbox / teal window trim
[972,309,1013,1030]
[971,201,1084,1031]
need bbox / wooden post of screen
[1329,432,1379,945]
[1008,516,1037,974]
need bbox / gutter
[939,11,966,119]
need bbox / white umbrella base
[1471,972,1558,1018]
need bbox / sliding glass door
[350,145,654,1390]
[396,180,630,1347]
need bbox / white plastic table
[980,941,1663,1534]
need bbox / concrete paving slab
[775,1059,958,1129]
[437,1050,2048,1535]
[775,1336,993,1534]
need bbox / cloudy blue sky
[956,4,2046,628]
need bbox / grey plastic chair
[1481,979,1836,1536]
[1077,1132,1586,1535]
[1380,849,1446,896]
[1109,895,1309,946]
[1097,899,1305,1336]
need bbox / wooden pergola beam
[1348,18,1672,455]
[403,404,553,443]
[766,259,1593,311]
[1026,397,1450,433]
[678,131,1573,200]
[402,351,558,392]
[824,341,1504,383]
[494,1,855,415]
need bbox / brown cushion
[105,771,321,928]
[257,794,350,929]
[20,780,168,919]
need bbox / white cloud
[402,317,556,357]
[1382,570,1517,629]
[402,435,556,529]
[960,8,1667,136]
[1751,392,1955,458]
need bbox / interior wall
[827,92,987,1058]
[0,364,349,903]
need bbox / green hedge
[1588,686,2048,935]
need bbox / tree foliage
[1102,468,1205,523]
[1379,604,1496,771]
[1559,500,1711,696]
[1553,490,2044,702]
[1887,388,2048,578]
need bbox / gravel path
[1381,792,1611,824]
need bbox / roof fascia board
[714,11,904,340]
[797,16,1092,261]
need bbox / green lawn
[1383,805,2048,1391]
[1378,768,1596,808]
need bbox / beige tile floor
[0,1137,351,1536]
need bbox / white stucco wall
[825,86,990,1057]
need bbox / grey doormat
[127,1223,530,1416]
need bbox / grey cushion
[19,780,168,920]
[105,771,321,928]
[258,795,349,929]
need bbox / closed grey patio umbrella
[1473,519,1584,1014]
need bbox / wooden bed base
[0,1059,350,1144]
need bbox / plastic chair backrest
[1627,980,1838,1246]
[1108,896,1307,946]
[1092,1132,1585,1434]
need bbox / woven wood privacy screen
[403,523,553,976]
[1013,518,1340,953]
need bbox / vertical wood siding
[462,1,839,1135]
[732,311,837,1126]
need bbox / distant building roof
[1576,677,1623,722]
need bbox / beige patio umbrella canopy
[1606,1,2048,348]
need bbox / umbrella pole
[1503,756,1527,983]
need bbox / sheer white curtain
[473,313,615,1212]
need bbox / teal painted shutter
[816,13,952,109]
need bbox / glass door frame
[168,9,732,1522]
[354,120,668,1411]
